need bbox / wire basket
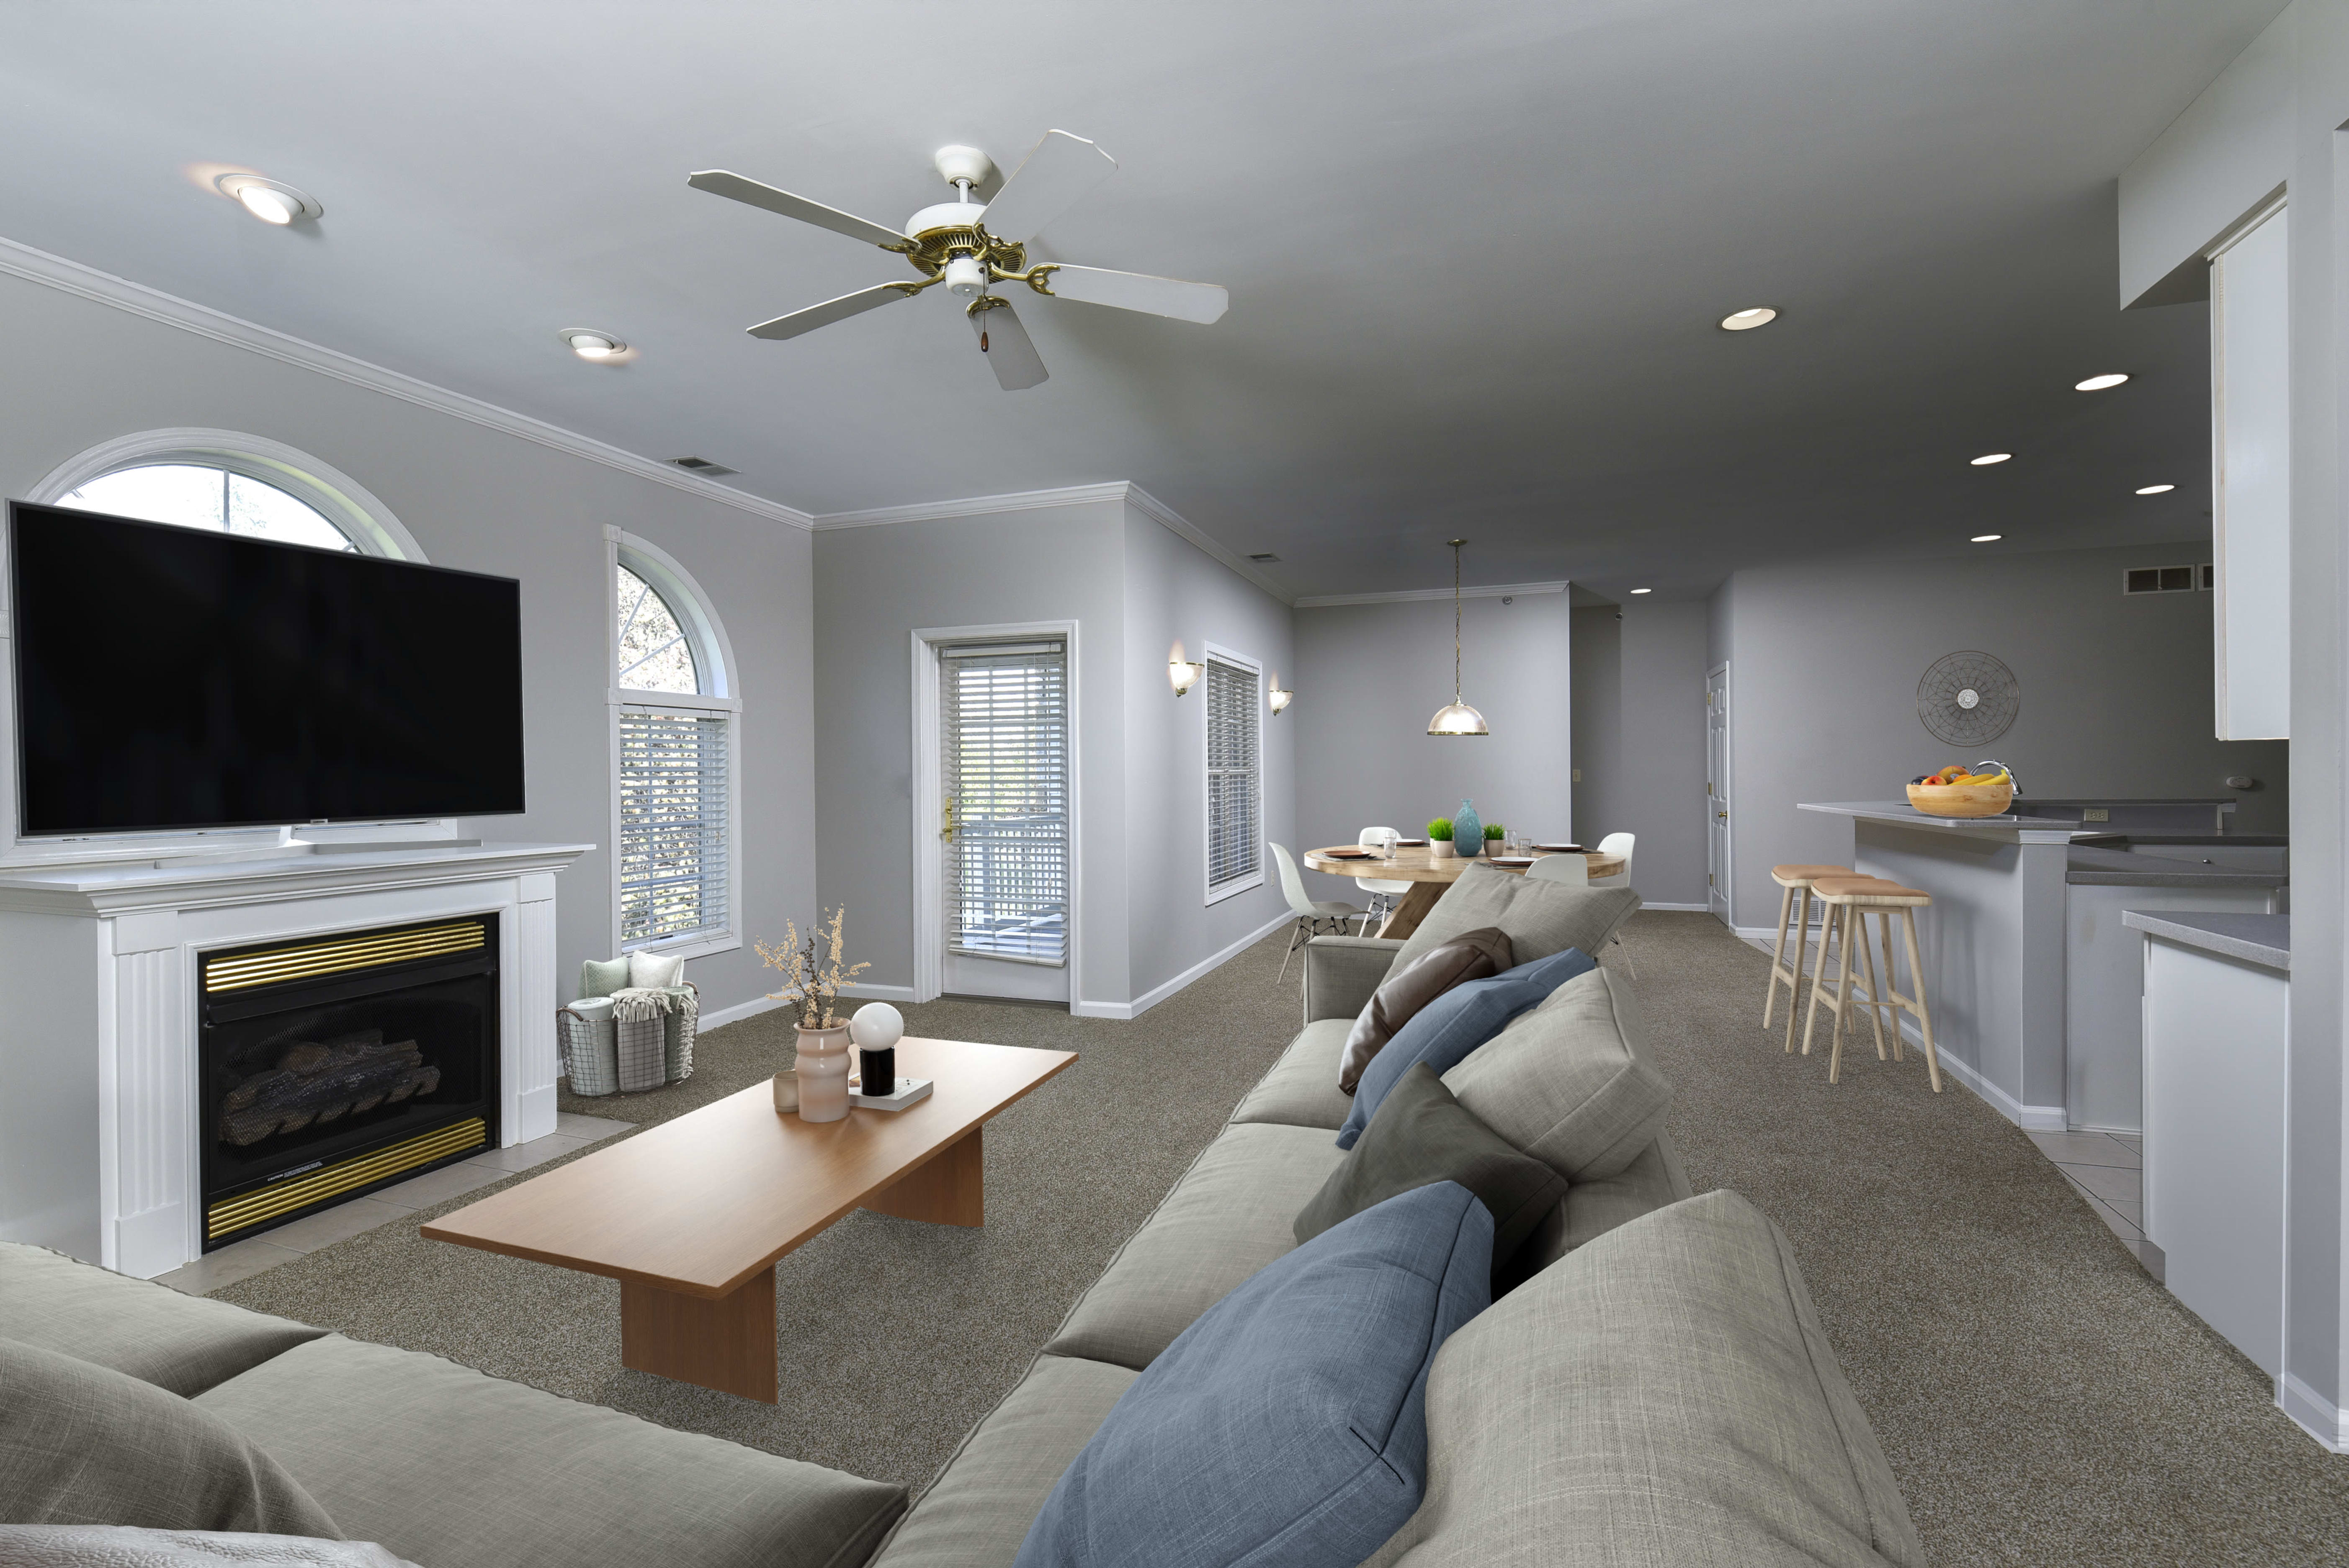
[556,983,695,1097]
[557,1002,619,1097]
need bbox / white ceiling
[0,1,2285,600]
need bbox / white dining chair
[1354,826,1414,930]
[1270,843,1368,984]
[1592,832,1636,890]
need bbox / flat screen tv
[9,499,525,837]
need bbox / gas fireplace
[199,916,500,1249]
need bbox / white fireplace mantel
[0,840,590,1277]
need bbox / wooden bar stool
[1764,864,1854,1050]
[1801,876,1943,1091]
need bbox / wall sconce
[1169,659,1205,697]
[1268,686,1293,716]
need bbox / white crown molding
[1295,580,1571,609]
[0,234,815,531]
[813,479,1293,604]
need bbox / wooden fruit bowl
[1906,782,2014,819]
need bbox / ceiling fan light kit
[687,129,1228,391]
[1428,539,1491,737]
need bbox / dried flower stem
[756,905,872,1029]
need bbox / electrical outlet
[2083,807,2110,823]
[1571,768,1582,783]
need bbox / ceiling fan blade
[980,130,1118,243]
[1037,264,1228,324]
[747,283,917,341]
[687,170,909,251]
[969,301,1048,390]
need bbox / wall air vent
[665,456,737,476]
[2123,564,2214,595]
[1247,552,1281,563]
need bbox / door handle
[1716,810,1728,820]
[940,798,958,842]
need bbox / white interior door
[940,639,1071,1002]
[1707,664,1731,922]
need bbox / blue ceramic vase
[1454,799,1481,859]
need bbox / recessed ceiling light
[560,329,626,360]
[1970,453,2012,466]
[1629,587,1653,595]
[2075,373,2130,391]
[1720,307,1777,332]
[212,173,321,226]
[2135,483,2176,495]
[1971,533,2003,543]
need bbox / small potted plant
[756,907,871,1123]
[1427,817,1455,859]
[1484,824,1507,853]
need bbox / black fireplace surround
[199,916,500,1249]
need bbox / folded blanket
[0,1527,417,1568]
[608,985,699,1025]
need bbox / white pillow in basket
[628,950,685,989]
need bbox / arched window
[607,528,740,958]
[57,464,355,552]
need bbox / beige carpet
[212,913,2349,1563]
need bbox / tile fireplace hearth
[0,840,588,1278]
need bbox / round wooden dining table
[1301,844,1627,939]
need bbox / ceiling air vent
[1247,552,1281,563]
[2123,564,2213,596]
[665,456,737,476]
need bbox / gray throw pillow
[0,1338,341,1537]
[1442,966,1673,1182]
[578,957,631,1000]
[1296,1063,1566,1284]
[1340,927,1513,1094]
[1388,863,1639,975]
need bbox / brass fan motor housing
[886,224,1063,303]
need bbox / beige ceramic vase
[794,1024,851,1122]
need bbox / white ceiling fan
[687,131,1228,391]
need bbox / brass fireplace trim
[206,1116,488,1240]
[203,921,489,994]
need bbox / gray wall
[1121,505,1295,997]
[0,268,816,1020]
[1713,541,2289,929]
[811,500,1131,1006]
[1573,602,1709,906]
[1293,592,1571,898]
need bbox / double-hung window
[1203,650,1263,902]
[609,531,740,957]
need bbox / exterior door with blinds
[940,639,1070,1002]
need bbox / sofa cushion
[1229,1019,1355,1131]
[1388,863,1639,976]
[868,1356,1138,1568]
[1015,1183,1494,1568]
[0,1337,340,1537]
[194,1335,904,1568]
[1442,966,1672,1182]
[0,1528,413,1567]
[1340,927,1513,1094]
[1361,1190,1924,1568]
[1296,1065,1565,1280]
[1044,1123,1346,1371]
[0,1244,327,1399]
[1502,1129,1694,1294]
[1338,949,1596,1150]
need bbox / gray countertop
[2122,910,2290,971]
[1797,801,2082,842]
[2064,845,2287,888]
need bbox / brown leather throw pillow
[1339,926,1513,1094]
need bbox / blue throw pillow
[1013,1182,1493,1568]
[1336,947,1596,1149]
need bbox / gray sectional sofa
[2,865,1925,1568]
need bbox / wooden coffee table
[421,1035,1075,1403]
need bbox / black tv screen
[9,500,525,836]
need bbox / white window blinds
[943,640,1069,966]
[1205,657,1260,891]
[618,709,730,945]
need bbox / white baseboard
[1638,901,1711,912]
[697,982,918,1033]
[1881,1014,2063,1130]
[2281,1373,2349,1451]
[1075,913,1291,1021]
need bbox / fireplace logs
[217,1029,441,1146]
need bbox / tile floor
[153,1112,631,1295]
[1746,930,2161,1275]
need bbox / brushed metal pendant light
[1427,539,1490,736]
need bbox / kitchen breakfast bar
[1797,801,2285,1132]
